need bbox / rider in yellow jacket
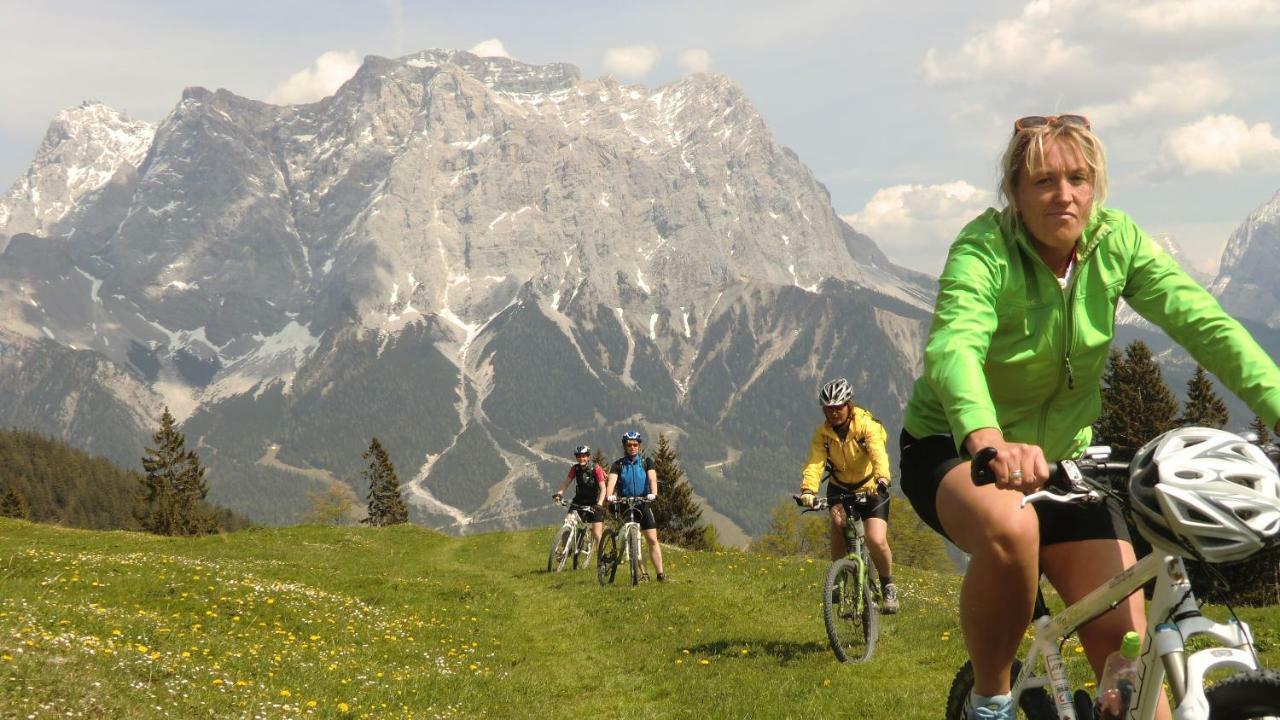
[799,378,898,613]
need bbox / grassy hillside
[1,520,1276,719]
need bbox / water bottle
[1094,631,1142,720]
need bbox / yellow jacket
[800,407,890,494]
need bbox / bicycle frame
[1013,549,1259,720]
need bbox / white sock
[969,691,1012,709]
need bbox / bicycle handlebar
[970,447,1130,490]
[792,489,879,513]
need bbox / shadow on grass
[687,638,830,664]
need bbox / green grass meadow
[1,519,1276,719]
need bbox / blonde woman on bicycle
[898,114,1280,720]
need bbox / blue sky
[3,0,1278,274]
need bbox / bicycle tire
[572,529,592,570]
[597,529,619,586]
[627,526,642,586]
[547,526,572,573]
[944,659,1055,720]
[822,557,878,663]
[1205,668,1280,719]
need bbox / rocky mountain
[0,102,155,247]
[1211,188,1280,329]
[0,50,935,537]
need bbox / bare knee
[975,512,1039,567]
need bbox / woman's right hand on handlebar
[964,427,1050,492]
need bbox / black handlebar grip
[972,446,999,486]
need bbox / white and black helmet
[1128,427,1280,563]
[819,378,854,407]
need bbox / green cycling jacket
[903,206,1280,461]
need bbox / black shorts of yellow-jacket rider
[825,480,891,523]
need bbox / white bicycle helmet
[1128,427,1280,563]
[819,378,854,407]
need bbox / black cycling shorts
[826,482,891,522]
[570,503,604,524]
[899,430,1129,547]
[613,500,657,531]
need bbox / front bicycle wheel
[1206,668,1280,719]
[944,659,1055,720]
[572,530,592,570]
[547,526,572,573]
[822,557,878,663]
[596,529,619,586]
[627,526,642,586]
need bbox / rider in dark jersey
[552,445,607,549]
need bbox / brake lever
[1020,460,1102,508]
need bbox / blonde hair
[999,122,1108,220]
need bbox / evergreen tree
[1248,415,1272,445]
[0,484,31,520]
[304,482,357,525]
[1181,365,1229,429]
[649,434,716,550]
[361,438,408,526]
[139,407,215,536]
[1095,341,1180,459]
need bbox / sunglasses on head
[1013,114,1090,132]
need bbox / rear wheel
[596,529,619,586]
[547,526,572,573]
[1205,668,1280,719]
[944,659,1055,720]
[627,526,642,586]
[822,557,878,663]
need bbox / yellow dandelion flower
[280,689,292,698]
[212,679,224,686]
[307,700,317,708]
[676,659,684,665]
[338,702,350,713]
[136,644,148,653]
[698,659,710,666]
[822,678,832,688]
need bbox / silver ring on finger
[1009,470,1024,481]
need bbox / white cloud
[603,45,661,79]
[1163,114,1280,174]
[678,48,712,74]
[922,0,1089,85]
[469,38,510,59]
[1081,62,1230,127]
[1121,0,1280,32]
[845,181,993,274]
[266,51,361,105]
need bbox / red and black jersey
[566,462,606,505]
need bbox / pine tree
[1248,415,1272,445]
[0,484,31,520]
[649,434,716,550]
[1095,341,1180,459]
[139,407,214,536]
[1181,365,1230,429]
[361,438,408,526]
